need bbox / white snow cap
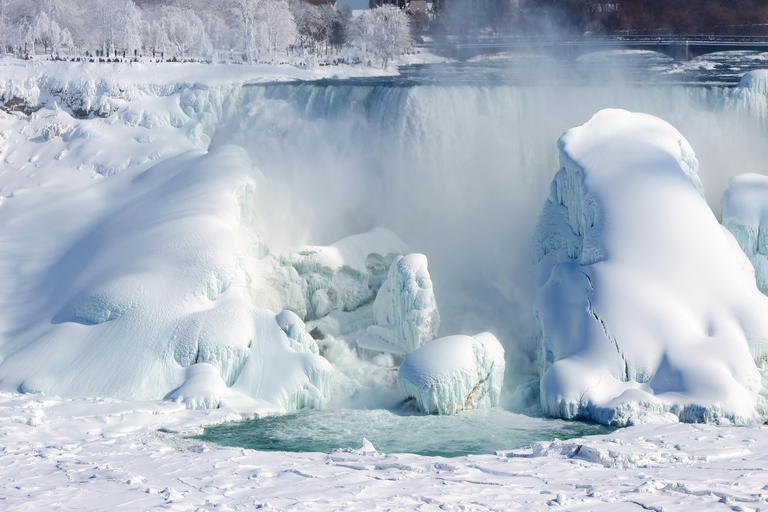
[398,333,505,415]
[722,173,768,296]
[366,254,440,354]
[533,109,768,426]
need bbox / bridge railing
[431,34,768,46]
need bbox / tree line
[0,0,415,67]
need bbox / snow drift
[398,332,505,415]
[722,173,768,298]
[533,109,768,426]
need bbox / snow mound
[533,109,768,426]
[0,145,332,413]
[366,254,440,355]
[397,333,505,415]
[722,173,768,296]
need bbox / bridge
[428,35,768,62]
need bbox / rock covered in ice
[722,174,768,295]
[366,254,440,354]
[398,333,505,415]
[258,229,407,321]
[533,109,768,426]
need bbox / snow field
[3,392,768,511]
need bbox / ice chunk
[365,254,440,355]
[166,363,231,410]
[722,173,768,296]
[533,109,768,426]
[271,229,408,321]
[397,333,505,415]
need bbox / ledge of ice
[533,108,768,426]
[398,333,505,415]
[722,173,768,296]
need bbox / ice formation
[398,333,505,415]
[722,174,768,296]
[364,254,440,355]
[0,144,334,413]
[0,62,420,413]
[272,229,407,321]
[533,109,768,426]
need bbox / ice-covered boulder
[533,109,768,426]
[722,174,768,296]
[364,254,440,355]
[398,333,505,415]
[254,229,407,321]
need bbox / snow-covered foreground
[2,393,768,511]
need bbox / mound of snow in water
[722,173,768,296]
[398,333,505,414]
[366,254,440,355]
[533,108,768,426]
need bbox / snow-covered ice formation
[731,70,768,125]
[398,333,505,414]
[0,61,417,413]
[533,108,768,426]
[364,254,440,355]
[272,229,407,321]
[722,173,768,296]
[0,145,332,412]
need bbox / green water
[196,408,615,458]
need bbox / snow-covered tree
[354,6,412,68]
[142,16,170,58]
[33,11,73,55]
[256,0,295,59]
[230,0,294,62]
[161,6,212,60]
[229,0,261,62]
[114,0,143,57]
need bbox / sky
[338,0,368,9]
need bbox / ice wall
[722,174,768,297]
[398,333,505,415]
[533,109,768,426]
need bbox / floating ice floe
[722,173,768,296]
[533,108,768,426]
[360,254,440,358]
[398,333,505,415]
